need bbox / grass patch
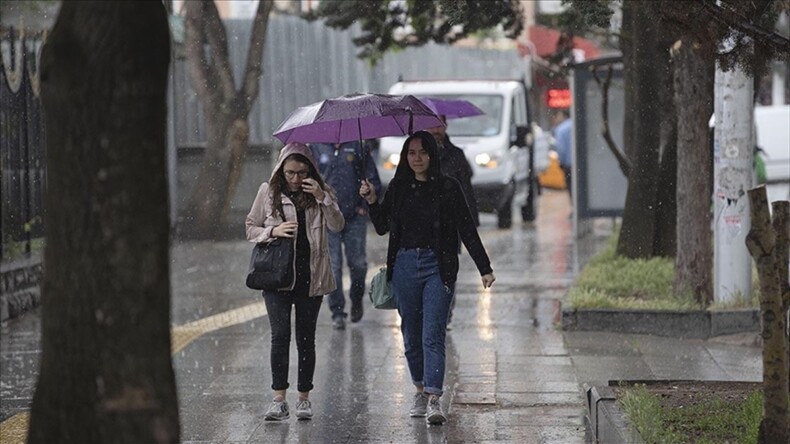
[618,385,762,444]
[568,234,701,310]
[568,230,760,310]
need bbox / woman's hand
[481,273,496,289]
[301,178,325,201]
[272,221,298,238]
[359,179,377,204]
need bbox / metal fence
[173,15,530,148]
[1,29,46,261]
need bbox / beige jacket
[245,143,345,296]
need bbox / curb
[584,383,645,444]
[561,308,759,339]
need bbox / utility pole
[713,40,754,304]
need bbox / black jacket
[439,134,479,226]
[368,175,492,286]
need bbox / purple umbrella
[273,93,444,145]
[419,97,485,119]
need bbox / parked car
[378,79,550,228]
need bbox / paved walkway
[1,190,763,443]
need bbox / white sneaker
[295,398,313,420]
[409,392,429,417]
[426,395,446,425]
[264,398,289,421]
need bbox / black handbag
[245,237,294,291]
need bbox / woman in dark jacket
[359,131,495,425]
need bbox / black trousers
[561,165,573,199]
[262,289,323,392]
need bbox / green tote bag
[369,267,396,309]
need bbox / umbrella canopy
[419,97,485,119]
[273,93,444,144]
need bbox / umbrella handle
[357,119,367,174]
[408,109,413,135]
[360,138,367,177]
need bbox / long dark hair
[269,153,327,219]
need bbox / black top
[398,180,435,249]
[293,206,311,297]
[368,175,492,286]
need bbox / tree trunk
[771,201,790,395]
[181,0,273,239]
[673,37,715,306]
[620,1,635,164]
[652,31,679,258]
[616,0,669,259]
[28,3,178,443]
[746,187,789,444]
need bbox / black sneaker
[350,302,363,323]
[332,316,346,330]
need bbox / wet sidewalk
[167,190,597,443]
[1,190,763,443]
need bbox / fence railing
[1,28,46,262]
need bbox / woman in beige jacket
[245,142,344,421]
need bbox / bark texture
[771,201,790,395]
[745,187,789,444]
[28,3,178,443]
[672,37,715,306]
[616,0,673,259]
[182,0,274,238]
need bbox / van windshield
[420,94,503,137]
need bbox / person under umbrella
[245,143,345,421]
[359,131,495,425]
[310,140,382,329]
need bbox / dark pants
[561,165,573,199]
[262,290,323,392]
[327,215,368,319]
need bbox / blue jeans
[392,248,454,395]
[327,215,368,319]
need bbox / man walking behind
[551,109,573,201]
[427,118,479,226]
[427,118,479,328]
[311,141,382,330]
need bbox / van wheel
[497,199,513,229]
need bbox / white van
[379,80,550,228]
[754,104,790,184]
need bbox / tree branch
[698,0,790,55]
[239,0,274,117]
[184,1,221,114]
[200,0,236,102]
[592,65,632,177]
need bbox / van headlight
[475,153,499,168]
[383,153,400,170]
